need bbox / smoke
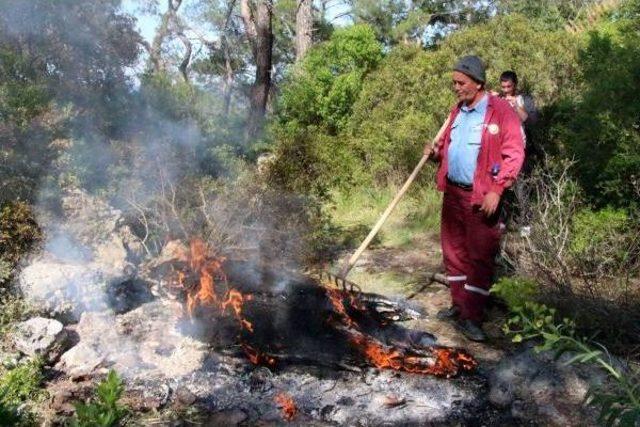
[8,0,314,380]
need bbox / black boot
[436,305,460,321]
[455,319,487,342]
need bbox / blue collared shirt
[447,94,488,185]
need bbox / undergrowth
[329,183,441,249]
[70,370,127,427]
[0,358,45,426]
[494,278,640,426]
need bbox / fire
[174,238,253,333]
[222,290,254,332]
[243,344,277,367]
[325,287,357,327]
[170,238,477,376]
[274,392,297,421]
[351,332,477,377]
[325,287,477,377]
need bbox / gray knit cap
[453,55,486,83]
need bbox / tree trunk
[241,0,273,140]
[295,0,313,62]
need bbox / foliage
[71,370,126,427]
[0,358,45,425]
[269,24,383,195]
[503,302,640,426]
[511,162,640,348]
[546,3,640,208]
[496,0,601,30]
[570,207,636,276]
[0,296,33,336]
[276,24,383,133]
[490,276,538,311]
[350,0,493,46]
[0,202,42,289]
[0,359,44,407]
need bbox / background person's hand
[480,191,500,217]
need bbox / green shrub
[268,24,383,195]
[0,390,20,426]
[0,201,42,271]
[276,24,383,133]
[547,4,640,208]
[0,296,33,335]
[491,276,538,311]
[71,370,126,427]
[0,359,44,407]
[0,358,45,425]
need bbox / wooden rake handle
[337,116,451,282]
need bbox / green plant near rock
[502,301,640,426]
[0,358,45,426]
[70,370,127,427]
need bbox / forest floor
[325,195,603,425]
[329,230,512,366]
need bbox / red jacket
[434,94,525,205]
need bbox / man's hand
[424,143,438,159]
[480,191,500,217]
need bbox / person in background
[496,71,538,128]
[425,56,525,341]
[495,71,540,230]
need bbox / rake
[325,116,452,292]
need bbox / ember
[168,238,477,378]
[274,392,297,421]
[325,286,477,377]
[349,330,477,377]
[243,343,276,367]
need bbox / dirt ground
[332,231,513,365]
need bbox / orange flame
[222,290,254,332]
[274,392,297,421]
[325,287,477,377]
[174,239,254,333]
[243,344,276,367]
[350,333,477,377]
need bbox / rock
[174,386,197,406]
[19,261,116,320]
[205,409,248,426]
[19,189,146,320]
[12,317,68,361]
[58,343,105,379]
[57,301,207,380]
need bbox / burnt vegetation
[0,0,639,425]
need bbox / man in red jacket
[426,55,525,341]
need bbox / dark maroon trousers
[441,182,503,322]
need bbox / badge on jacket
[488,123,500,135]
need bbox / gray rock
[57,301,207,380]
[58,343,105,378]
[20,189,146,320]
[12,317,68,361]
[19,260,119,320]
